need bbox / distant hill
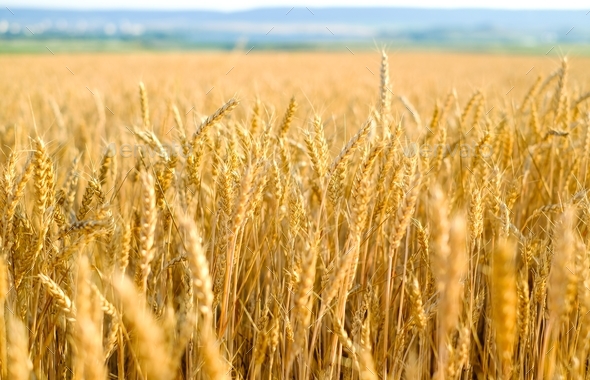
[1,7,588,52]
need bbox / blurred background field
[1,50,589,171]
[3,51,590,153]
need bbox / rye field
[1,51,590,379]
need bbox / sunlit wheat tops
[2,51,590,379]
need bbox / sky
[4,0,590,11]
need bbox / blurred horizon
[1,6,588,54]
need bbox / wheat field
[1,50,590,379]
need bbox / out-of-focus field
[3,50,590,380]
[2,52,589,151]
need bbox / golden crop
[0,50,590,379]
